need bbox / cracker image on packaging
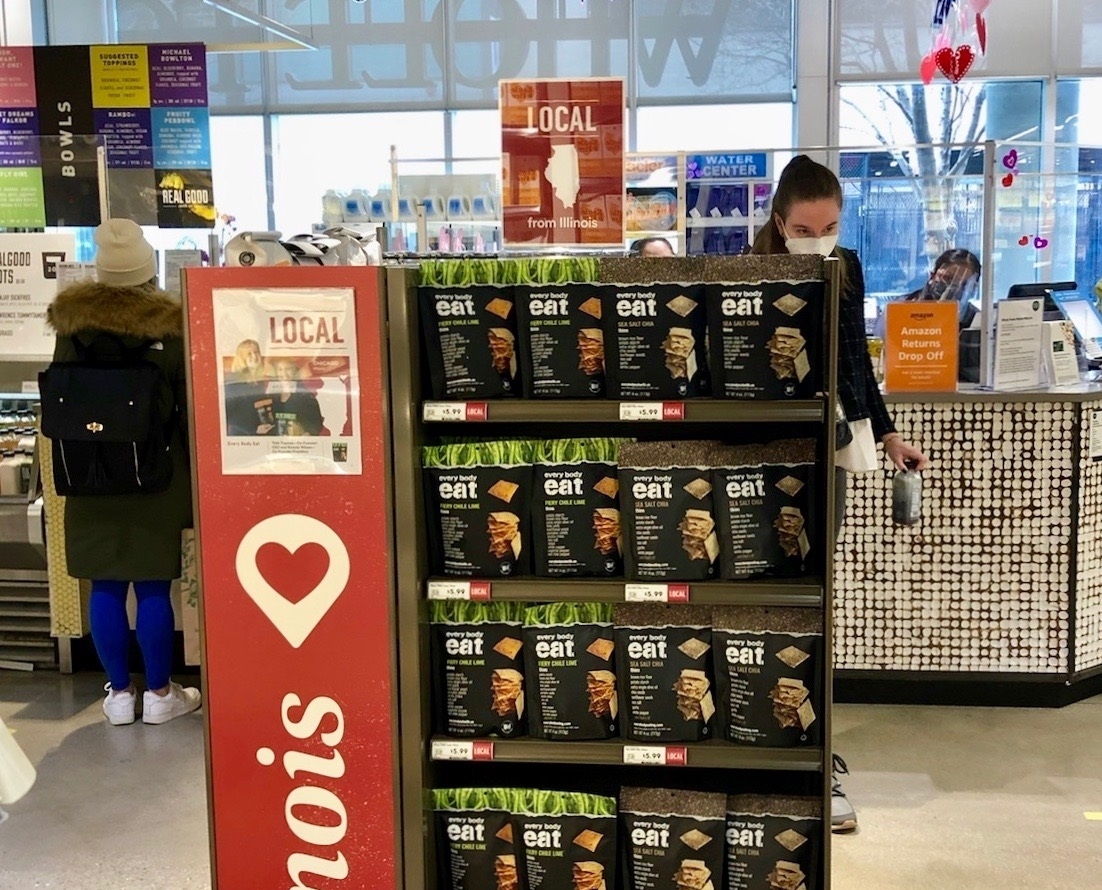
[769,678,811,730]
[493,636,523,660]
[667,294,699,318]
[593,508,622,556]
[774,506,806,559]
[587,670,618,718]
[488,512,522,559]
[486,297,514,320]
[662,327,699,381]
[767,327,808,381]
[489,328,518,376]
[573,829,605,853]
[491,668,524,717]
[775,645,810,669]
[673,859,713,890]
[674,668,713,722]
[680,828,714,851]
[593,476,619,499]
[767,859,805,890]
[586,637,615,661]
[678,509,719,562]
[579,296,602,319]
[775,475,804,497]
[684,478,713,500]
[495,855,519,890]
[488,479,520,503]
[678,637,711,660]
[774,828,808,852]
[578,329,605,376]
[572,861,605,890]
[773,293,807,317]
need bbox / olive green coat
[47,282,193,581]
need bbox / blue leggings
[90,580,175,691]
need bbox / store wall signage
[0,232,75,359]
[183,267,396,890]
[500,77,625,248]
[0,43,213,228]
[685,153,770,180]
[883,301,959,392]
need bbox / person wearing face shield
[752,155,929,835]
[901,250,982,382]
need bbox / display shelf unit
[428,737,823,771]
[425,577,824,607]
[386,255,842,890]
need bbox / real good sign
[184,267,396,890]
[500,77,625,248]
[883,301,959,392]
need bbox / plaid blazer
[837,248,896,440]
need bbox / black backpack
[38,334,176,497]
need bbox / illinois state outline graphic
[544,144,581,209]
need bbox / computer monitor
[1007,281,1077,321]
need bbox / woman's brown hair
[751,154,849,291]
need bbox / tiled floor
[2,672,1101,889]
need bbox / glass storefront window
[636,103,794,153]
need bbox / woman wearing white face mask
[752,154,928,835]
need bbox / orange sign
[884,301,959,392]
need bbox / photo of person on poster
[224,338,274,436]
[269,357,324,437]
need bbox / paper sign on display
[500,77,625,247]
[994,298,1044,390]
[0,232,74,358]
[883,301,959,392]
[1042,320,1080,387]
[213,287,362,475]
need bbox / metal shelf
[426,576,823,607]
[422,400,825,424]
[429,736,823,772]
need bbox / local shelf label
[624,583,690,603]
[618,401,685,422]
[423,401,489,422]
[622,744,688,766]
[430,740,495,761]
[427,580,492,601]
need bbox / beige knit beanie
[94,218,157,287]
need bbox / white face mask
[780,222,838,257]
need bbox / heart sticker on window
[236,514,350,649]
[1034,236,1049,249]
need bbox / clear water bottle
[892,460,922,526]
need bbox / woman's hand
[882,434,929,471]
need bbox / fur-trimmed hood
[47,281,183,340]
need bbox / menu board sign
[0,43,213,228]
[500,77,625,248]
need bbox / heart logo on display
[976,14,988,54]
[1002,173,1015,187]
[1034,236,1049,249]
[236,514,350,649]
[1003,149,1018,170]
[1019,236,1030,246]
[935,45,975,84]
[920,52,937,85]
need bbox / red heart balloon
[1018,236,1029,246]
[935,45,976,84]
[255,542,331,605]
[920,52,937,85]
[1002,173,1014,187]
[976,14,987,54]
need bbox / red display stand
[182,267,398,890]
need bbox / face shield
[925,263,978,304]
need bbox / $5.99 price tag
[622,745,688,767]
[423,402,488,422]
[624,583,690,603]
[431,740,495,761]
[427,581,492,601]
[618,402,686,422]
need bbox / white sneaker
[102,683,137,726]
[142,682,202,725]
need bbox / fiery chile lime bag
[522,603,618,741]
[514,791,617,890]
[431,601,527,738]
[434,788,526,890]
[423,441,535,578]
[516,285,607,398]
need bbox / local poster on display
[0,43,213,228]
[500,77,625,247]
[0,232,75,358]
[213,288,362,476]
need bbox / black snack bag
[712,606,823,748]
[621,788,726,890]
[522,603,618,741]
[423,441,534,578]
[516,285,607,398]
[619,441,723,582]
[419,284,521,399]
[705,280,825,399]
[515,791,617,890]
[726,795,822,890]
[604,283,710,399]
[712,439,817,580]
[533,438,623,578]
[431,601,527,738]
[614,604,715,743]
[433,788,526,890]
